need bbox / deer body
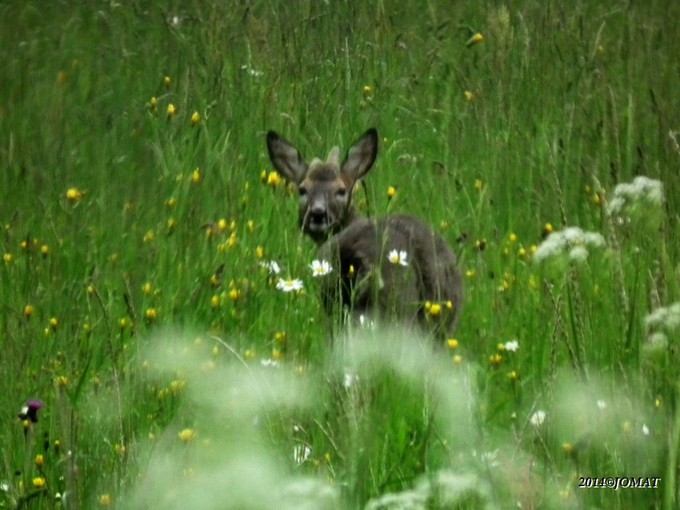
[266,128,463,335]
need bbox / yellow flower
[49,317,59,330]
[149,96,158,110]
[428,303,442,317]
[362,85,373,95]
[163,76,172,87]
[167,103,176,119]
[210,295,221,308]
[542,223,553,236]
[142,282,154,295]
[217,218,228,232]
[178,428,196,443]
[489,353,503,366]
[118,317,130,329]
[32,477,47,490]
[3,253,12,263]
[229,289,240,301]
[446,338,459,349]
[66,187,83,202]
[387,186,396,199]
[274,331,287,344]
[145,308,158,321]
[266,171,282,188]
[23,304,35,318]
[99,494,112,506]
[191,111,200,126]
[166,197,178,208]
[191,167,201,183]
[35,454,44,467]
[56,375,69,388]
[474,179,484,191]
[143,230,155,244]
[452,354,463,365]
[561,442,573,454]
[464,90,475,102]
[40,244,50,256]
[466,32,484,47]
[507,370,519,381]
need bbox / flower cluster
[607,176,664,217]
[533,227,605,264]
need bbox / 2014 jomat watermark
[578,476,660,490]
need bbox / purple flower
[18,399,44,423]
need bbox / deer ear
[341,128,378,182]
[266,131,308,184]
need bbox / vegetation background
[0,0,678,508]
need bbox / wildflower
[466,32,484,47]
[597,400,607,410]
[23,305,35,318]
[3,253,12,263]
[178,428,196,443]
[387,249,409,266]
[642,424,650,436]
[474,239,486,251]
[276,278,304,292]
[166,103,176,119]
[644,302,680,332]
[99,494,112,506]
[490,353,503,366]
[191,168,201,183]
[256,246,265,259]
[446,338,459,349]
[163,76,172,87]
[266,171,282,188]
[148,96,158,110]
[142,282,154,296]
[210,295,221,308]
[118,317,130,329]
[362,85,373,96]
[607,176,664,217]
[529,410,546,427]
[428,303,442,317]
[143,230,155,243]
[464,90,475,102]
[465,269,476,278]
[49,317,59,331]
[260,260,281,276]
[191,111,200,126]
[274,331,287,344]
[32,477,46,490]
[533,226,605,264]
[34,454,44,467]
[294,445,312,465]
[507,370,519,381]
[452,354,463,364]
[310,259,333,277]
[18,400,44,423]
[145,307,158,321]
[504,339,519,352]
[40,245,49,256]
[542,223,553,237]
[56,375,69,388]
[474,179,484,191]
[562,443,574,454]
[66,187,83,202]
[387,186,396,199]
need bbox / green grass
[1,1,679,508]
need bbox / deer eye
[335,188,347,199]
[298,186,308,198]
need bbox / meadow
[1,1,679,508]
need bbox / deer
[265,128,463,339]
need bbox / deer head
[266,128,378,244]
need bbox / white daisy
[504,339,520,352]
[276,278,304,292]
[259,260,281,275]
[596,400,607,410]
[529,410,546,427]
[310,259,333,277]
[642,424,650,436]
[387,249,409,267]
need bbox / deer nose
[309,206,327,224]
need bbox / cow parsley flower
[607,176,664,217]
[533,226,605,264]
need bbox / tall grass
[1,1,679,508]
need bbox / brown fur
[266,128,463,335]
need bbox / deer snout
[309,204,327,225]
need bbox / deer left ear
[266,131,309,185]
[341,128,378,182]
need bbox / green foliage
[1,0,679,508]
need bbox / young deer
[266,128,463,336]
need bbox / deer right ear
[342,128,378,182]
[266,131,308,184]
